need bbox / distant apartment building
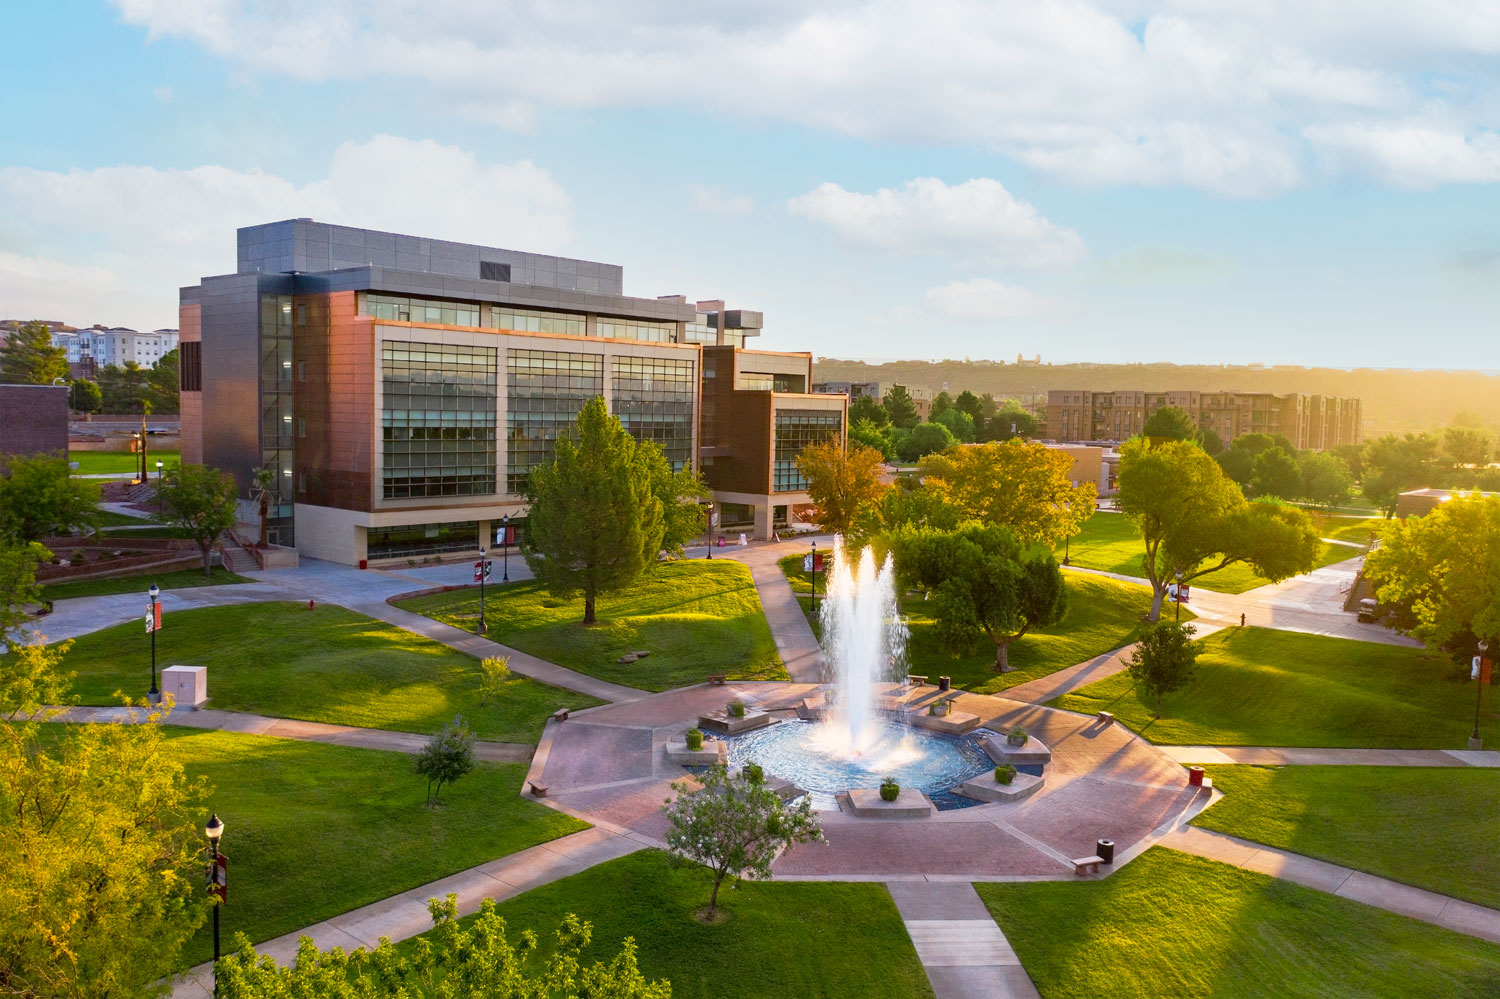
[812,379,933,420]
[1045,389,1361,450]
[179,219,842,562]
[52,326,180,373]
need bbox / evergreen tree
[954,389,984,422]
[881,385,920,429]
[848,395,889,427]
[146,348,180,414]
[522,397,664,624]
[0,322,67,385]
[1142,405,1198,441]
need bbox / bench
[1097,711,1115,724]
[528,782,549,798]
[1073,855,1104,876]
[907,675,928,686]
[706,674,727,686]
[552,708,570,722]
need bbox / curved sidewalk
[717,536,829,683]
[1163,745,1500,767]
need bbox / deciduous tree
[1250,445,1301,499]
[1117,438,1321,620]
[146,348,180,414]
[1298,450,1353,509]
[647,447,709,558]
[1443,427,1489,468]
[918,440,1096,547]
[930,390,954,418]
[886,523,1067,672]
[1142,405,1197,442]
[522,397,664,624]
[848,417,895,461]
[414,715,476,806]
[155,463,239,576]
[0,542,48,638]
[894,421,955,462]
[1126,622,1202,718]
[661,764,822,919]
[0,322,67,385]
[1215,432,1297,487]
[68,378,101,414]
[932,407,975,442]
[978,401,1040,442]
[794,436,889,537]
[0,454,100,543]
[848,395,889,427]
[881,384,920,429]
[1363,433,1438,517]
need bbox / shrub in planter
[879,777,900,802]
[744,762,764,784]
[728,699,747,718]
[994,764,1017,785]
[685,728,705,751]
[1007,725,1029,746]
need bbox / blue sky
[3,1,1498,368]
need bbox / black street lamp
[811,540,819,614]
[1474,640,1489,750]
[147,583,160,702]
[205,813,225,996]
[500,514,511,582]
[1174,570,1183,624]
[156,459,164,512]
[705,502,714,559]
[477,546,488,636]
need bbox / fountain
[818,537,908,754]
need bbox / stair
[218,534,259,573]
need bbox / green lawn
[1316,514,1388,546]
[397,560,784,691]
[70,450,179,475]
[1057,511,1356,594]
[93,509,160,527]
[978,848,1500,999]
[392,849,933,999]
[156,728,587,967]
[1195,765,1500,909]
[59,602,600,743]
[1053,627,1500,748]
[39,566,251,602]
[779,552,1176,695]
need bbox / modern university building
[178,220,844,565]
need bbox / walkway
[1162,745,1500,767]
[1003,623,1228,704]
[41,705,533,762]
[887,882,1041,999]
[170,825,650,999]
[718,536,829,683]
[1162,826,1500,946]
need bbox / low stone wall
[37,537,202,583]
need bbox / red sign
[207,852,228,902]
[145,600,161,634]
[812,553,825,572]
[1484,657,1493,686]
[473,560,484,583]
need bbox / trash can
[1188,766,1205,787]
[938,675,952,692]
[1096,839,1115,864]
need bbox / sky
[2,1,1499,369]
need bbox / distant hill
[811,359,1500,434]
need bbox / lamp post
[500,514,511,582]
[1474,640,1490,751]
[811,540,818,614]
[147,583,160,702]
[156,459,164,512]
[1174,570,1182,624]
[477,546,488,636]
[205,813,224,997]
[705,502,714,559]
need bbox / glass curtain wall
[381,342,498,499]
[259,293,295,543]
[506,349,603,494]
[612,356,696,470]
[773,409,842,492]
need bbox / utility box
[161,665,208,710]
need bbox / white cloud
[788,177,1086,268]
[0,135,572,330]
[689,184,755,216]
[923,278,1070,320]
[1304,121,1500,187]
[108,0,1500,195]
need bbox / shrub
[879,776,900,802]
[728,699,747,718]
[994,764,1017,785]
[476,655,511,706]
[743,762,764,784]
[414,715,476,806]
[1008,725,1028,745]
[685,728,704,751]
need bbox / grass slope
[39,566,250,601]
[397,560,783,691]
[394,849,933,999]
[1058,511,1355,594]
[160,727,586,967]
[70,450,180,475]
[1053,626,1500,748]
[1195,765,1500,909]
[59,602,600,742]
[978,848,1500,999]
[779,553,1175,695]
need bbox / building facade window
[366,294,480,328]
[179,341,202,392]
[506,348,603,494]
[682,314,717,344]
[773,409,842,492]
[490,307,586,337]
[259,294,295,542]
[611,356,696,471]
[381,342,497,499]
[595,318,677,343]
[367,521,479,560]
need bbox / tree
[886,523,1067,672]
[1443,427,1490,468]
[954,389,984,422]
[932,406,975,442]
[1332,442,1366,481]
[69,378,101,413]
[1126,622,1202,718]
[930,390,954,418]
[894,421,955,462]
[1250,445,1301,499]
[1117,438,1321,620]
[858,482,963,538]
[1363,433,1438,517]
[1365,494,1500,653]
[1142,405,1197,442]
[1215,433,1296,487]
[0,542,48,639]
[661,764,822,919]
[848,417,895,461]
[918,440,1097,547]
[1299,450,1353,509]
[217,896,669,999]
[881,384,920,429]
[0,640,209,999]
[96,362,151,414]
[794,436,889,536]
[978,392,1000,421]
[848,395,889,428]
[0,322,67,385]
[979,401,1040,442]
[0,454,100,543]
[647,446,709,558]
[475,656,510,706]
[155,463,239,576]
[1197,428,1226,455]
[249,463,276,549]
[523,397,664,625]
[146,348,180,414]
[414,716,476,806]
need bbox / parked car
[1356,598,1379,623]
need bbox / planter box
[665,739,727,765]
[843,787,934,818]
[909,710,981,735]
[957,772,1045,804]
[982,733,1052,766]
[698,709,772,735]
[796,695,827,721]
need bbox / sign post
[145,594,161,703]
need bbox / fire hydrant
[308,598,316,611]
